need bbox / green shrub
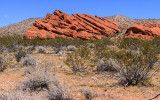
[15,47,27,62]
[65,47,95,74]
[102,38,159,86]
[0,55,8,72]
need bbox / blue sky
[0,0,160,27]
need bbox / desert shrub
[36,46,46,53]
[0,93,8,100]
[107,58,156,86]
[20,63,59,90]
[48,89,73,100]
[53,46,67,54]
[19,63,73,100]
[15,47,27,62]
[0,35,113,52]
[25,45,35,53]
[97,60,116,72]
[0,35,23,48]
[65,47,95,74]
[102,44,158,86]
[9,44,20,52]
[67,45,77,51]
[0,46,5,54]
[0,55,8,72]
[22,54,37,67]
[87,43,95,48]
[20,64,58,91]
[78,88,97,100]
[118,38,160,56]
[116,38,159,66]
[93,39,114,60]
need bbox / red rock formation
[24,10,121,40]
[124,23,160,40]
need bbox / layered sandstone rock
[124,23,160,40]
[24,10,121,40]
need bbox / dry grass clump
[0,93,8,100]
[36,46,46,53]
[86,43,95,48]
[0,55,8,72]
[15,47,27,62]
[48,89,73,100]
[19,63,57,92]
[18,63,73,100]
[67,45,77,51]
[22,54,37,67]
[78,88,98,100]
[97,59,116,72]
[25,45,35,53]
[53,46,67,56]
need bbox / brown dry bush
[18,63,73,100]
[78,88,98,100]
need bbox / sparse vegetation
[78,88,98,100]
[15,47,27,62]
[18,63,73,100]
[64,37,160,86]
[65,46,95,74]
[22,54,37,67]
[67,45,77,51]
[0,32,160,99]
[36,46,46,53]
[0,93,8,100]
[0,55,8,72]
[20,63,57,91]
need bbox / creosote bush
[101,38,160,86]
[65,46,95,74]
[97,60,116,72]
[15,47,26,62]
[22,54,37,67]
[0,55,8,72]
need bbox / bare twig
[149,93,160,100]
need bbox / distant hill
[106,15,136,32]
[134,19,160,23]
[0,18,43,36]
[105,15,160,34]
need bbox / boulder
[124,23,160,40]
[24,10,121,40]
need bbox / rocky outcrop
[124,23,160,40]
[24,10,121,40]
